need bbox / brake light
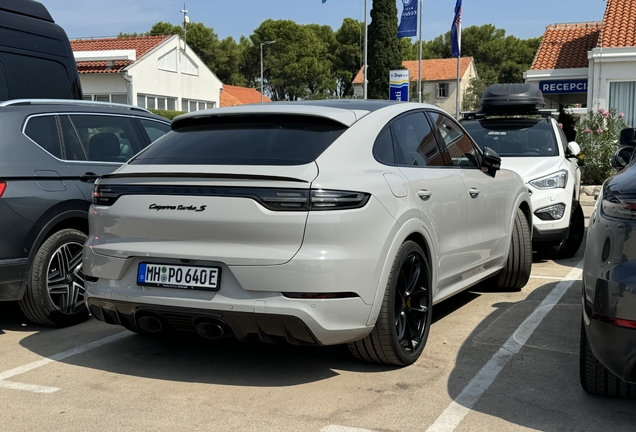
[258,189,369,211]
[593,314,636,329]
[0,181,5,198]
[602,195,636,220]
[93,186,120,206]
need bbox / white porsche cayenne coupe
[84,100,532,366]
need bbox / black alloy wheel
[394,252,430,354]
[348,241,432,366]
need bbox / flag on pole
[450,0,462,57]
[397,0,418,39]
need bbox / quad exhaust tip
[137,315,163,333]
[195,321,225,339]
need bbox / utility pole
[260,40,275,102]
[180,4,189,52]
[363,0,368,99]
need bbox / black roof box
[480,83,545,115]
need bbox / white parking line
[321,426,375,432]
[530,275,567,280]
[425,260,583,432]
[0,331,129,393]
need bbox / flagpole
[363,0,368,100]
[456,56,460,118]
[417,0,422,103]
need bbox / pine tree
[367,0,402,99]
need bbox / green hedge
[148,109,187,120]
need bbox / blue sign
[389,70,410,102]
[539,80,588,94]
[398,0,418,38]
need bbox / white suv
[84,100,532,366]
[462,84,583,259]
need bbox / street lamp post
[260,40,275,102]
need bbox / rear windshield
[130,115,347,166]
[462,119,559,157]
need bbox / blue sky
[42,0,607,42]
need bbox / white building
[524,0,636,127]
[352,57,478,114]
[71,35,222,112]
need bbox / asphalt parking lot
[2,201,636,432]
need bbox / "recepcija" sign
[539,80,588,94]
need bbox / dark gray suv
[0,100,170,326]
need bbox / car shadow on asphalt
[445,280,636,431]
[0,301,50,334]
[17,327,398,386]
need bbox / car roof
[174,100,443,128]
[0,100,168,122]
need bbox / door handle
[468,188,480,198]
[417,190,433,201]
[80,172,99,183]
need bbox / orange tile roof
[530,23,601,70]
[71,35,170,74]
[353,57,473,84]
[220,85,271,107]
[598,0,636,47]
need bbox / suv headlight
[529,170,568,189]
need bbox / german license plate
[137,263,220,291]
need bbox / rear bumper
[0,258,27,301]
[584,313,636,383]
[87,298,324,345]
[85,272,374,346]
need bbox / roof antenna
[180,4,189,53]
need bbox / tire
[348,241,432,366]
[580,318,636,398]
[19,229,90,327]
[539,201,585,260]
[493,208,532,291]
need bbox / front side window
[462,118,559,158]
[130,115,347,166]
[63,115,143,162]
[429,111,479,167]
[24,115,62,159]
[391,112,443,167]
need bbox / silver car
[84,100,532,365]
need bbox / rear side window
[62,115,144,163]
[131,115,348,166]
[24,115,62,159]
[0,52,71,100]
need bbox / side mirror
[567,141,580,157]
[482,147,501,177]
[611,146,634,171]
[620,128,636,147]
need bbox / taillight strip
[93,184,370,212]
[593,314,636,329]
